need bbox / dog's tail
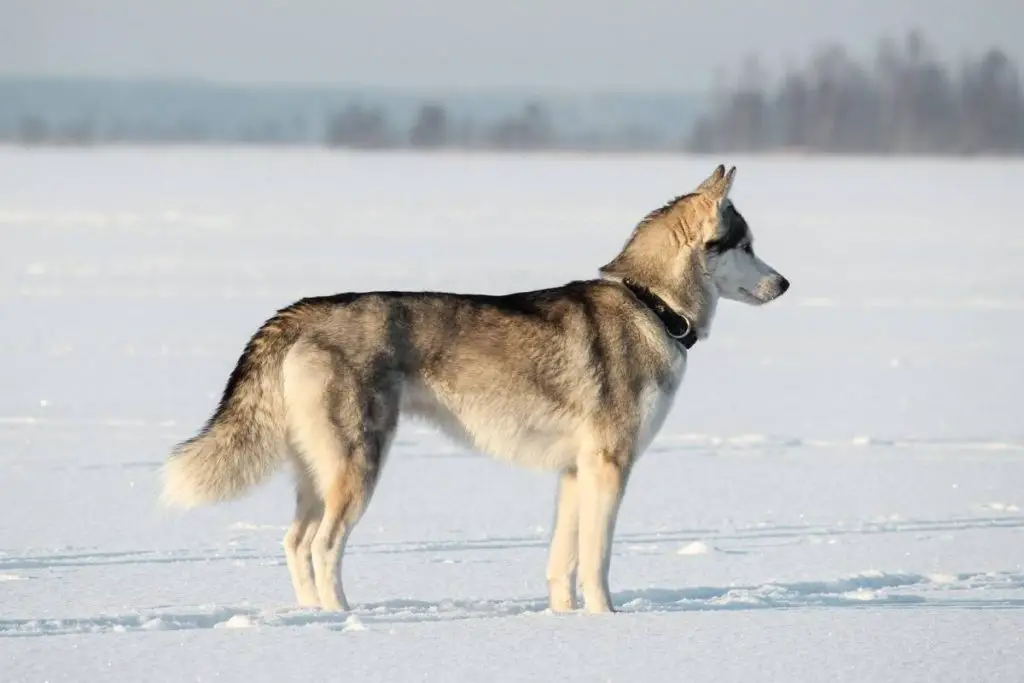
[161,302,311,509]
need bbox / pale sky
[3,0,1022,90]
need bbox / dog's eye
[741,243,753,254]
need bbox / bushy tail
[161,304,308,509]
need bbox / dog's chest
[635,352,686,456]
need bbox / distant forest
[690,31,1024,155]
[4,32,1023,155]
[321,101,557,151]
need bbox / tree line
[6,32,1023,155]
[323,101,554,150]
[8,100,562,151]
[689,31,1024,155]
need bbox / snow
[676,540,713,556]
[2,147,1024,682]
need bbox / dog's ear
[695,164,726,192]
[721,166,737,196]
[705,166,737,200]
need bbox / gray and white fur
[161,164,789,613]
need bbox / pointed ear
[708,166,737,199]
[720,165,737,196]
[695,164,726,192]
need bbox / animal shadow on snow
[4,574,1022,638]
[355,566,1024,620]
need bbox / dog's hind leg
[309,433,390,611]
[283,338,399,611]
[283,462,322,607]
[546,467,579,612]
[576,447,631,614]
[302,382,396,611]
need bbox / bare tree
[325,105,394,149]
[487,102,553,150]
[409,103,449,148]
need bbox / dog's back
[165,279,680,508]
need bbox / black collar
[621,278,698,349]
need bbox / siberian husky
[161,164,789,613]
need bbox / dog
[161,164,789,614]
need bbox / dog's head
[695,165,789,306]
[601,165,789,313]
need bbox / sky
[3,0,1023,91]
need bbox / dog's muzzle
[748,275,790,304]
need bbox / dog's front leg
[546,467,579,612]
[576,449,630,613]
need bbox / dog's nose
[777,277,790,294]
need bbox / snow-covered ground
[2,148,1023,682]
